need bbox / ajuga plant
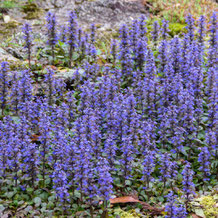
[59,25,68,43]
[78,28,82,48]
[186,14,195,45]
[198,15,205,49]
[151,21,159,48]
[68,11,78,68]
[0,62,9,115]
[0,11,217,218]
[10,72,20,115]
[161,19,169,40]
[138,15,147,41]
[90,23,96,45]
[208,12,217,67]
[44,68,55,105]
[97,158,113,216]
[119,24,132,80]
[0,118,11,181]
[159,153,172,189]
[110,39,118,66]
[46,12,58,64]
[141,150,155,189]
[18,70,33,105]
[22,23,32,69]
[130,19,139,65]
[165,191,187,218]
[182,162,195,209]
[198,147,211,183]
[38,101,52,187]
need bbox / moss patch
[168,23,187,37]
[22,3,39,13]
[191,194,218,218]
[200,195,218,218]
[113,208,142,218]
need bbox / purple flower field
[0,11,217,217]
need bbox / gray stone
[0,47,19,62]
[39,0,147,32]
[58,0,147,30]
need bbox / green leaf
[25,205,33,212]
[26,187,34,193]
[48,195,56,202]
[125,180,132,186]
[97,49,102,55]
[7,191,15,198]
[157,196,164,202]
[45,178,51,185]
[39,192,49,200]
[40,207,47,213]
[18,200,24,205]
[194,208,205,218]
[41,203,47,208]
[72,52,79,61]
[33,197,41,207]
[190,201,201,206]
[183,146,190,151]
[56,55,65,59]
[0,205,5,212]
[58,40,65,47]
[74,190,81,198]
[214,195,218,200]
[47,202,54,208]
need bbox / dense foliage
[0,11,217,217]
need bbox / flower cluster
[165,191,187,218]
[22,23,32,68]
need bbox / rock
[6,47,24,60]
[50,0,148,31]
[3,15,10,23]
[22,3,40,13]
[77,0,147,25]
[0,47,19,63]
[54,68,85,80]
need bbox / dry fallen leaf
[46,65,57,70]
[109,196,164,215]
[110,196,140,204]
[31,134,40,142]
[191,213,201,218]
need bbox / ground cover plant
[0,10,217,217]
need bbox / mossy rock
[22,3,42,20]
[0,20,21,40]
[0,27,10,35]
[22,3,40,13]
[168,23,187,37]
[2,20,20,28]
[23,11,41,20]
